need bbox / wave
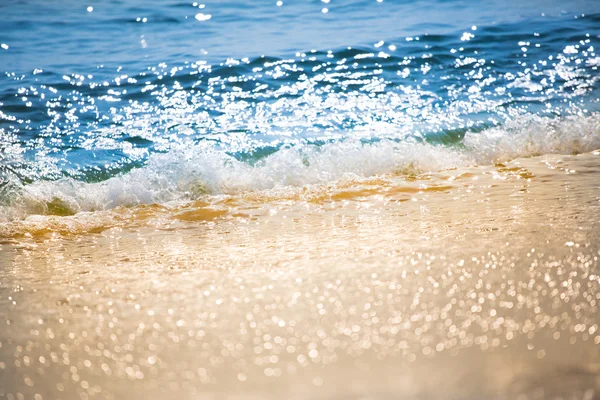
[1,112,599,226]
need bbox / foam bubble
[1,113,599,224]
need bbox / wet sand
[1,151,600,400]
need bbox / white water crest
[1,112,599,222]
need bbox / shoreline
[2,149,599,238]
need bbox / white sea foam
[1,113,599,223]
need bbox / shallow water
[1,0,600,399]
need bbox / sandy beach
[1,151,599,399]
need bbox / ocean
[1,0,600,399]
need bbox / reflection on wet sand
[1,151,599,400]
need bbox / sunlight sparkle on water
[195,13,211,21]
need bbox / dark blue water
[1,0,599,218]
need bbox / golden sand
[1,151,599,399]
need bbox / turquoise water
[1,0,599,218]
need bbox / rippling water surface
[1,1,600,399]
[1,0,600,221]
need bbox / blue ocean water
[0,0,599,218]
